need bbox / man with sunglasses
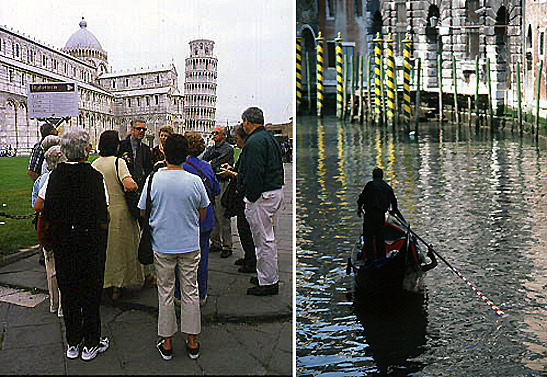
[202,126,234,258]
[119,120,153,190]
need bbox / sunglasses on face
[212,131,220,135]
[135,127,147,131]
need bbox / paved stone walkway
[0,163,293,375]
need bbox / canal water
[296,116,547,376]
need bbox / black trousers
[54,227,107,347]
[237,214,256,268]
[363,211,386,261]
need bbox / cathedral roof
[64,18,104,51]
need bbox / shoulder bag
[185,159,216,206]
[116,157,141,219]
[36,212,55,250]
[138,171,155,265]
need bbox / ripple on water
[297,118,547,376]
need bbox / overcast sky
[0,0,294,124]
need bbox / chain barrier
[0,211,36,220]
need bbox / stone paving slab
[0,164,293,323]
[0,163,294,375]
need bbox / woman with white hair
[40,135,60,175]
[34,128,110,362]
[31,145,66,317]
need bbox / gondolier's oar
[392,213,509,319]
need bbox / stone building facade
[376,0,522,113]
[183,39,218,135]
[297,0,525,114]
[0,18,184,153]
[523,1,547,118]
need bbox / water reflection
[296,116,547,376]
[353,291,427,375]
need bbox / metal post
[516,61,522,134]
[366,53,372,121]
[296,34,303,110]
[350,53,356,121]
[394,64,399,125]
[468,95,472,126]
[403,33,412,131]
[438,53,443,122]
[475,56,480,128]
[381,56,387,124]
[535,60,543,141]
[452,55,459,124]
[415,57,421,132]
[358,55,364,122]
[343,54,348,119]
[374,33,383,125]
[335,33,344,119]
[306,51,312,114]
[486,58,493,128]
[511,62,515,131]
[316,32,325,117]
[386,33,396,126]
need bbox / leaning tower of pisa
[183,39,218,135]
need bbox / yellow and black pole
[402,33,412,131]
[335,32,344,118]
[316,32,325,117]
[386,33,396,126]
[296,34,303,109]
[373,32,383,125]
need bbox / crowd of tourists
[27,106,285,362]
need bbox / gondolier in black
[357,168,399,265]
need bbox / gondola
[347,212,437,296]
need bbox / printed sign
[27,82,79,118]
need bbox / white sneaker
[66,344,80,359]
[81,337,110,361]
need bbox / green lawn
[0,154,99,257]
[0,156,37,256]
[0,151,233,257]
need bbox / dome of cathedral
[64,18,104,51]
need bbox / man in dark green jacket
[237,107,284,296]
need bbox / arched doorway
[425,5,441,88]
[300,25,316,111]
[494,6,509,113]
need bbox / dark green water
[296,116,547,376]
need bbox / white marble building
[0,18,184,153]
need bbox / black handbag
[221,178,240,218]
[115,157,141,219]
[138,171,155,265]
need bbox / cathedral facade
[0,18,184,153]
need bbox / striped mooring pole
[335,32,344,119]
[316,32,325,117]
[402,33,412,131]
[296,34,303,109]
[374,32,383,125]
[386,33,396,126]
